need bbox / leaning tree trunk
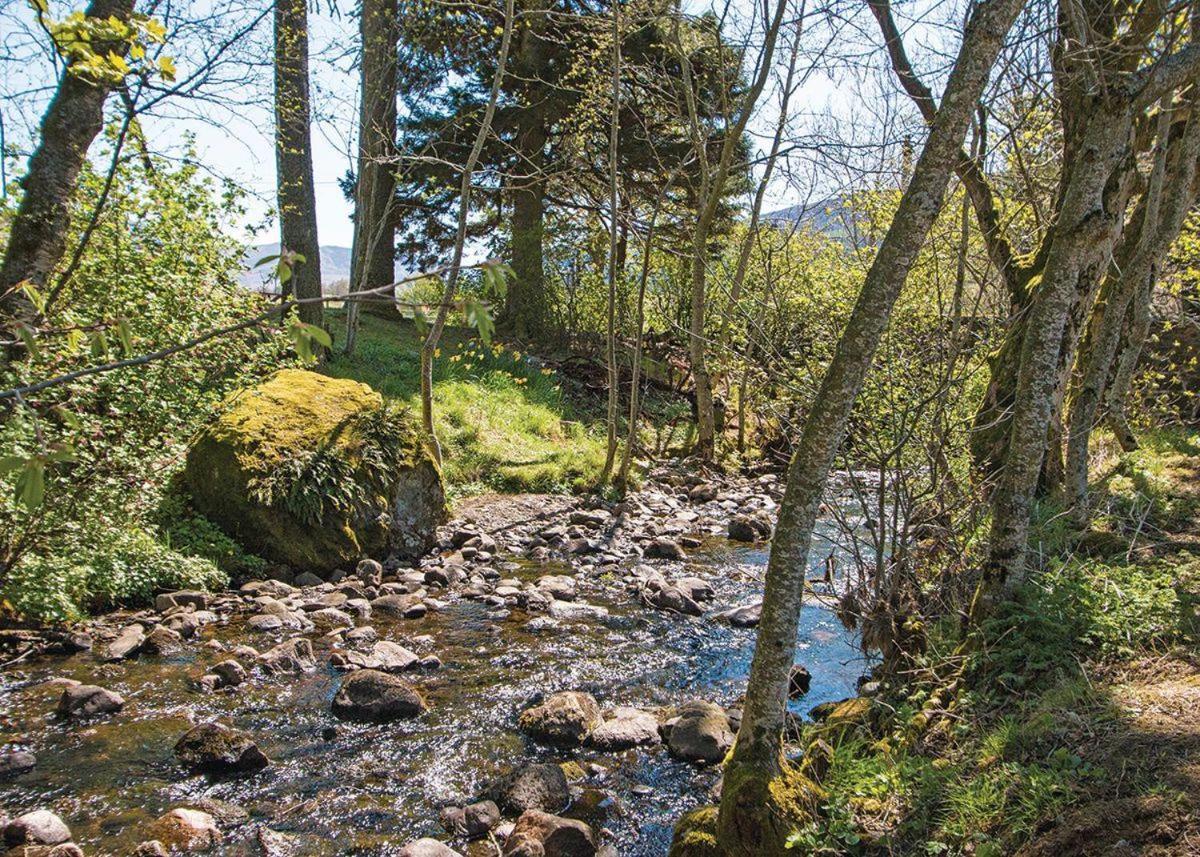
[0,0,135,334]
[275,0,323,329]
[712,0,1026,852]
[346,0,398,354]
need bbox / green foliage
[1,145,292,620]
[323,311,606,493]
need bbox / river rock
[308,607,354,631]
[643,585,703,616]
[356,558,383,587]
[715,601,761,627]
[211,660,247,689]
[371,594,427,619]
[183,369,446,571]
[155,590,211,612]
[667,701,734,764]
[727,512,773,542]
[503,810,596,857]
[440,800,500,839]
[518,691,602,746]
[643,537,687,561]
[105,623,146,661]
[57,684,125,718]
[142,625,185,656]
[331,669,426,722]
[397,839,462,857]
[0,749,36,778]
[788,664,812,698]
[536,575,576,601]
[259,638,315,674]
[675,576,714,602]
[3,810,71,847]
[546,600,608,622]
[148,808,222,851]
[588,707,660,750]
[174,722,270,775]
[491,763,570,814]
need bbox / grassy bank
[321,311,607,496]
[792,430,1200,855]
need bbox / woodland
[1,0,1200,853]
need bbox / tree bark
[599,0,622,484]
[714,0,1026,851]
[275,0,323,331]
[0,0,135,330]
[346,0,398,353]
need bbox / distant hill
[239,243,357,290]
[762,197,855,243]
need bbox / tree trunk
[0,0,135,330]
[275,0,323,331]
[346,0,398,353]
[714,0,1026,851]
[599,0,622,483]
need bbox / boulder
[210,660,247,689]
[57,684,124,718]
[715,601,761,628]
[148,808,222,851]
[3,810,71,847]
[356,558,383,587]
[643,585,703,616]
[788,664,812,698]
[155,590,211,612]
[174,722,269,776]
[491,763,570,814]
[371,594,427,619]
[518,691,602,746]
[667,701,734,764]
[183,369,446,572]
[503,810,596,857]
[141,625,185,656]
[331,669,426,722]
[588,707,660,750]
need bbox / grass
[320,310,607,496]
[795,428,1200,855]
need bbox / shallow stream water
[1,535,867,855]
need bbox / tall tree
[345,0,398,354]
[0,0,135,341]
[710,0,1026,850]
[274,0,323,330]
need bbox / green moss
[184,369,444,571]
[710,761,822,857]
[668,806,720,857]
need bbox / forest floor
[787,431,1200,856]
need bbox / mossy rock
[184,369,445,572]
[668,806,720,857]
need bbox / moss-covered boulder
[184,369,445,572]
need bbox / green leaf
[15,323,40,361]
[412,305,429,336]
[19,280,47,314]
[255,254,280,267]
[15,459,45,510]
[308,325,332,348]
[0,455,26,475]
[116,317,134,355]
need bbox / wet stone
[397,838,463,857]
[0,749,37,778]
[331,669,426,722]
[518,691,602,746]
[3,810,72,847]
[174,722,270,776]
[105,624,146,661]
[503,810,596,857]
[57,684,125,719]
[491,763,571,815]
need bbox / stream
[1,523,868,855]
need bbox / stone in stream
[294,571,325,588]
[210,660,247,689]
[788,664,812,698]
[3,809,72,847]
[155,590,211,612]
[440,799,501,839]
[588,707,660,751]
[546,600,609,622]
[674,576,714,602]
[397,839,463,857]
[643,537,687,561]
[331,669,426,722]
[174,722,270,776]
[141,625,185,656]
[57,684,125,719]
[642,585,703,617]
[518,691,602,746]
[333,640,420,673]
[490,763,570,814]
[503,810,596,857]
[666,701,735,764]
[259,638,316,674]
[727,512,773,542]
[356,558,384,587]
[307,607,354,631]
[104,623,146,661]
[370,594,428,619]
[0,749,37,778]
[715,600,762,628]
[147,808,223,851]
[536,574,577,601]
